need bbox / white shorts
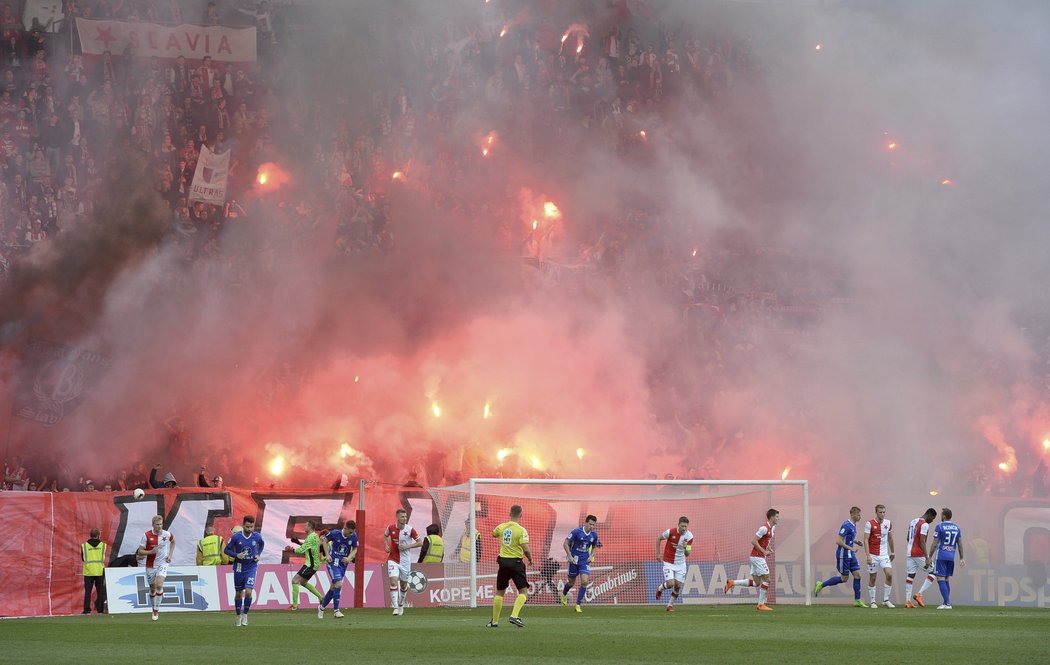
[750,556,769,577]
[146,563,169,584]
[662,562,686,583]
[387,560,410,582]
[906,556,932,575]
[868,554,892,573]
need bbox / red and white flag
[76,18,256,64]
[189,145,231,204]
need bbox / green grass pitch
[2,605,1045,664]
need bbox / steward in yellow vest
[196,526,226,565]
[458,526,481,563]
[81,528,107,614]
[418,524,445,563]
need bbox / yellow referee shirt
[493,521,529,559]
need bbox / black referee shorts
[496,556,528,591]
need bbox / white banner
[104,566,221,614]
[189,145,231,204]
[76,18,256,63]
[23,0,65,34]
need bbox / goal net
[421,479,811,608]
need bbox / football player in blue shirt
[561,515,601,612]
[926,508,965,609]
[813,506,865,606]
[319,520,358,619]
[224,515,265,626]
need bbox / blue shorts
[568,561,591,578]
[327,564,348,583]
[233,568,258,590]
[836,550,860,576]
[934,559,955,578]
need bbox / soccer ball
[406,570,429,593]
[133,488,145,500]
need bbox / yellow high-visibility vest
[82,541,106,577]
[197,534,224,566]
[422,535,444,562]
[459,530,480,563]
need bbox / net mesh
[422,481,808,608]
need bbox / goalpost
[423,479,811,608]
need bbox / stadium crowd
[1,1,1047,498]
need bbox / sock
[322,589,333,608]
[868,586,876,604]
[303,581,324,600]
[390,586,399,609]
[292,583,301,608]
[235,595,243,615]
[919,574,935,595]
[938,580,950,605]
[732,579,754,587]
[853,577,861,600]
[243,594,252,614]
[905,577,914,599]
[758,583,768,605]
[820,576,843,588]
[562,582,572,596]
[491,595,503,623]
[883,585,892,602]
[155,592,164,610]
[149,592,155,609]
[399,587,406,607]
[576,585,586,606]
[332,587,341,611]
[511,592,527,618]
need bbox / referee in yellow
[488,504,533,628]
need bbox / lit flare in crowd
[392,170,404,181]
[500,26,508,38]
[353,375,360,383]
[339,443,356,459]
[561,33,569,44]
[543,201,560,218]
[815,43,823,51]
[576,448,586,460]
[576,43,583,54]
[530,455,543,470]
[497,448,511,462]
[269,456,285,477]
[432,401,442,418]
[781,466,790,480]
[484,402,491,419]
[255,162,289,188]
[1044,438,1050,451]
[929,490,939,496]
[887,141,898,151]
[532,219,538,230]
[691,247,698,257]
[639,129,647,139]
[257,171,268,185]
[941,178,954,186]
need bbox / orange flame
[392,170,404,181]
[576,448,586,460]
[432,402,442,418]
[1043,438,1050,451]
[639,130,647,138]
[576,44,583,54]
[497,448,511,462]
[561,33,569,43]
[887,142,898,151]
[482,148,489,157]
[257,172,268,185]
[781,466,790,481]
[929,490,939,496]
[500,27,507,38]
[543,201,560,218]
[269,456,285,477]
[941,178,954,186]
[815,43,823,51]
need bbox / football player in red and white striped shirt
[654,516,694,611]
[725,508,779,611]
[904,508,937,607]
[861,504,895,608]
[136,515,175,621]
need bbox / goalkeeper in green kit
[285,520,326,609]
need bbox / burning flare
[432,402,442,418]
[269,456,285,477]
[484,402,491,419]
[576,448,586,460]
[497,448,511,462]
[781,466,790,481]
